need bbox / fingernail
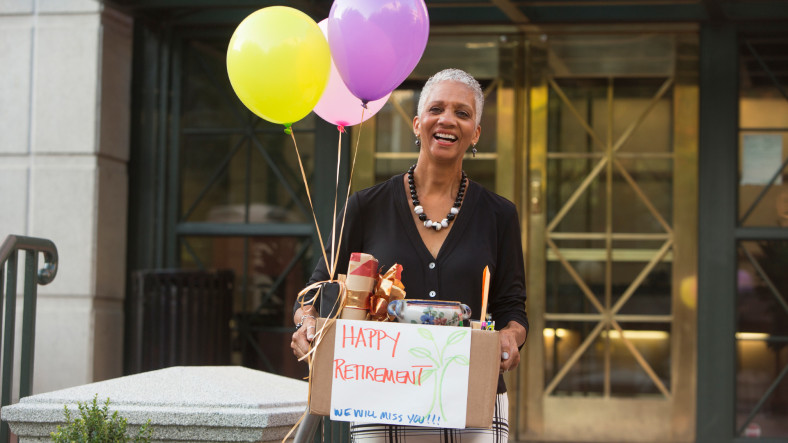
[501,352,509,360]
[307,333,314,340]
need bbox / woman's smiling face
[414,80,481,162]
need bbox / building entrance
[520,30,699,442]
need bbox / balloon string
[328,104,366,277]
[350,107,366,185]
[288,126,332,278]
[329,129,342,278]
[283,107,367,443]
[332,106,366,270]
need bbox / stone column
[0,0,132,394]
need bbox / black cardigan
[298,174,529,392]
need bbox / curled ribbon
[369,264,405,321]
[294,278,347,365]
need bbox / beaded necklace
[407,164,467,231]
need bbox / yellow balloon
[227,6,330,125]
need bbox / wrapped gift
[341,253,378,320]
[341,253,406,321]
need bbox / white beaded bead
[408,164,466,231]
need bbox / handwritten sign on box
[329,319,472,429]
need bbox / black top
[299,173,529,393]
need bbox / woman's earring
[415,137,421,146]
[472,143,477,157]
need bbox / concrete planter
[1,366,309,442]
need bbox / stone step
[1,366,310,442]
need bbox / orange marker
[480,266,490,324]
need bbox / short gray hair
[417,68,484,126]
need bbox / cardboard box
[309,318,501,428]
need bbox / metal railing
[0,235,58,443]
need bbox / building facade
[0,1,786,442]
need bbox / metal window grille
[127,269,234,373]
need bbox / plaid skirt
[349,393,509,442]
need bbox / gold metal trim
[547,152,604,159]
[373,152,498,160]
[522,40,549,437]
[549,232,671,240]
[546,247,674,261]
[544,313,673,322]
[668,34,699,440]
[547,152,675,159]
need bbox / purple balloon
[314,20,391,128]
[328,0,429,103]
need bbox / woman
[291,68,528,442]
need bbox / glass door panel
[735,31,788,439]
[175,34,318,380]
[523,30,698,442]
[736,240,788,438]
[738,33,788,229]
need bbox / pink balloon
[328,0,429,103]
[313,20,390,129]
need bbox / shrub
[50,394,152,443]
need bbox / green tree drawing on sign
[408,328,470,421]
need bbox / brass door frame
[519,31,698,442]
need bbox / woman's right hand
[291,306,318,359]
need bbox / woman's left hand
[498,321,527,373]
